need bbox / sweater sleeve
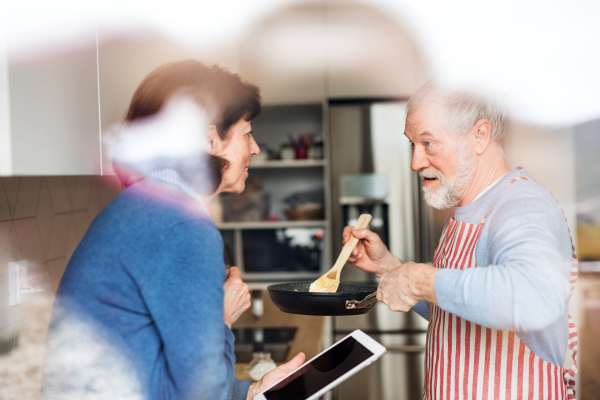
[142,220,240,400]
[225,327,253,400]
[232,380,253,400]
[434,189,570,332]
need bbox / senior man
[344,82,578,399]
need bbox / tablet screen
[262,336,374,400]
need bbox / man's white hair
[406,80,507,143]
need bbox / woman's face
[211,118,260,194]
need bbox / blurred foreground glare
[105,93,209,177]
[1,0,600,127]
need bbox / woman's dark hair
[116,59,261,191]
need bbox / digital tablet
[253,329,386,400]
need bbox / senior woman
[43,60,304,400]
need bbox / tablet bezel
[253,329,386,400]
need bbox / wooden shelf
[217,220,328,230]
[249,159,326,169]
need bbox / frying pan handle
[345,292,378,310]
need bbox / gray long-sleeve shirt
[412,167,573,366]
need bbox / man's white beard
[421,143,477,210]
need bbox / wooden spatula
[309,214,372,293]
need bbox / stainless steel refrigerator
[328,100,437,400]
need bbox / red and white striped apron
[423,177,578,400]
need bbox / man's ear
[206,124,220,155]
[473,119,492,155]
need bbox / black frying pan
[267,282,378,316]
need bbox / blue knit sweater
[43,179,252,400]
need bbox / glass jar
[248,352,277,381]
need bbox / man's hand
[377,262,439,312]
[342,227,400,278]
[223,267,251,329]
[247,352,306,399]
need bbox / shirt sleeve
[411,300,430,321]
[142,219,240,400]
[434,188,570,332]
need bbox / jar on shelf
[312,135,324,159]
[248,352,277,381]
[280,143,295,161]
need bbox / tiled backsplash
[0,176,122,399]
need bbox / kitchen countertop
[232,290,326,380]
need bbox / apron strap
[450,212,487,225]
[479,213,488,225]
[564,314,578,398]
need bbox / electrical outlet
[8,260,28,306]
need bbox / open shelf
[250,159,326,168]
[217,220,328,230]
[218,102,331,280]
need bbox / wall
[0,176,121,399]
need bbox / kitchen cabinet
[1,29,192,177]
[0,46,10,175]
[237,0,428,105]
[217,103,332,281]
[324,0,428,99]
[238,2,327,105]
[1,0,429,175]
[1,38,102,176]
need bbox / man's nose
[410,148,429,171]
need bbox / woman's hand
[246,352,306,399]
[342,227,401,278]
[223,267,251,329]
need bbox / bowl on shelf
[284,204,324,221]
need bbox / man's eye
[425,141,433,147]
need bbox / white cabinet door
[8,46,102,175]
[0,24,11,175]
[0,0,101,177]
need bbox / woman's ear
[206,124,220,155]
